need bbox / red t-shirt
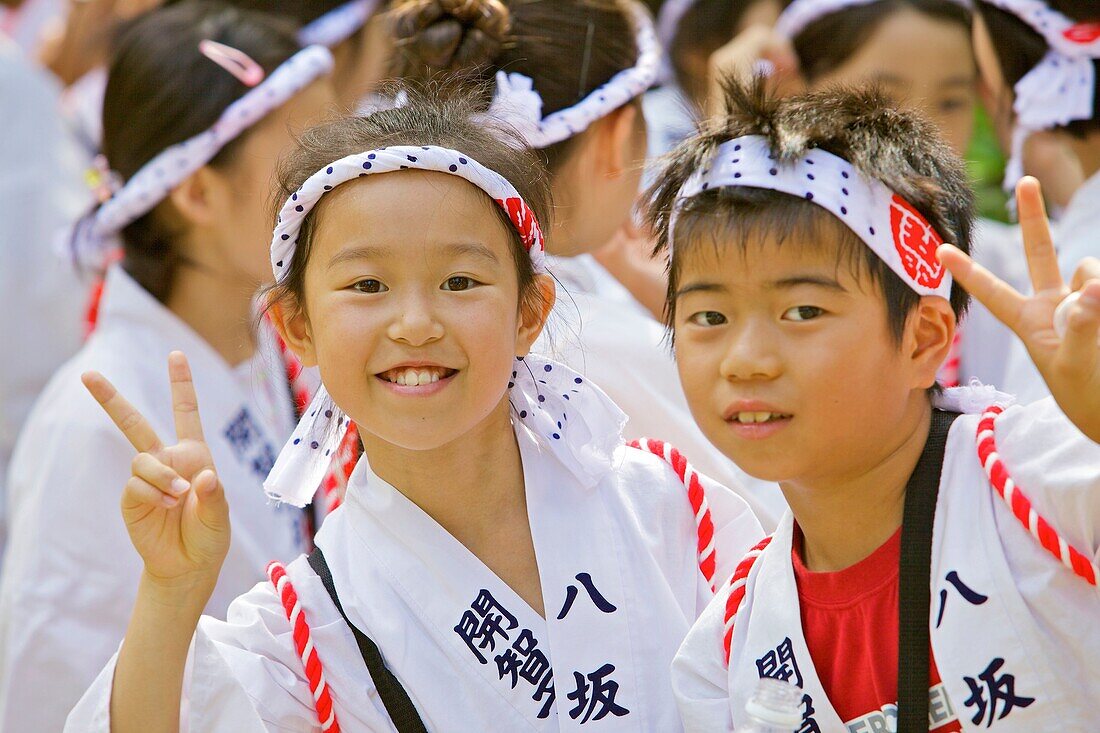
[793,527,962,732]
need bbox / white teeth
[386,367,447,386]
[396,372,407,386]
[735,412,787,424]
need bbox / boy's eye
[442,276,478,291]
[782,305,824,322]
[688,311,727,327]
[939,97,971,113]
[352,279,387,294]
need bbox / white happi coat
[67,417,765,732]
[539,254,787,529]
[672,396,1100,732]
[0,266,309,732]
[1002,170,1100,402]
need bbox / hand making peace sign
[938,176,1100,443]
[81,352,231,590]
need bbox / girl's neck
[780,398,933,573]
[1068,131,1100,184]
[166,264,257,367]
[363,398,529,546]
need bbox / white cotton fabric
[539,254,787,530]
[672,396,1100,732]
[67,418,765,731]
[673,135,954,299]
[0,36,91,564]
[71,45,334,272]
[0,266,309,733]
[483,0,660,149]
[297,0,379,48]
[980,0,1100,193]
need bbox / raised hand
[82,351,230,591]
[938,176,1100,442]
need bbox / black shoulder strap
[308,547,429,733]
[897,409,959,733]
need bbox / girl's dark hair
[102,0,301,303]
[975,0,1100,138]
[387,0,640,170]
[644,77,974,344]
[666,0,747,97]
[783,0,970,83]
[267,82,553,316]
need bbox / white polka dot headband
[483,0,660,149]
[71,45,334,272]
[775,0,972,40]
[979,0,1100,193]
[264,144,618,508]
[671,135,953,298]
[297,0,381,48]
[270,144,546,282]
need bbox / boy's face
[672,229,925,486]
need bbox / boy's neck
[363,398,528,546]
[781,398,933,573]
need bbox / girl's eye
[442,276,478,291]
[940,97,970,113]
[352,279,387,294]
[688,311,727,327]
[782,305,824,322]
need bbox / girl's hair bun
[391,0,511,79]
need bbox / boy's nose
[718,325,782,382]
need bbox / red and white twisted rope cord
[628,438,720,592]
[722,536,773,665]
[977,405,1098,585]
[267,561,341,732]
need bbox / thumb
[192,469,229,530]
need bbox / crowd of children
[0,0,1096,730]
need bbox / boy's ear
[267,297,318,368]
[907,296,956,389]
[515,274,557,357]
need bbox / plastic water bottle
[741,677,804,733]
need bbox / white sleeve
[65,580,324,733]
[672,588,736,733]
[992,397,1100,562]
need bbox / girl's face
[212,79,337,287]
[286,171,551,451]
[811,8,978,156]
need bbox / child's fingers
[938,244,1027,333]
[1070,258,1100,292]
[167,352,206,443]
[1016,176,1064,295]
[1058,282,1100,375]
[131,453,190,497]
[192,470,229,530]
[81,371,164,453]
[123,476,179,509]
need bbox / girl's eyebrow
[327,242,500,271]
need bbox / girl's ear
[515,274,557,357]
[907,296,956,390]
[267,295,318,367]
[592,101,642,180]
[168,166,220,227]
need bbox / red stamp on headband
[496,197,544,253]
[889,194,945,289]
[1063,22,1100,45]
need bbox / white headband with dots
[264,144,626,507]
[655,0,694,84]
[980,0,1100,193]
[672,135,952,298]
[484,0,660,149]
[775,0,971,39]
[71,45,334,271]
[297,0,380,47]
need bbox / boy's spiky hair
[643,77,975,342]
